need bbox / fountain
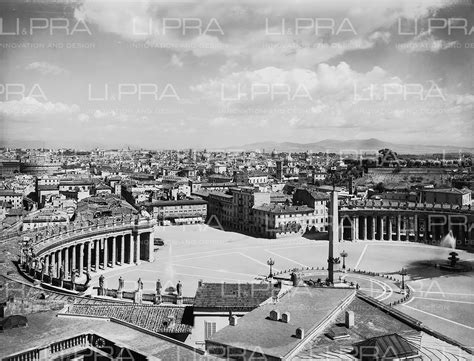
[437,232,469,272]
[440,230,456,249]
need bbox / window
[205,321,217,339]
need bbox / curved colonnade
[20,216,155,289]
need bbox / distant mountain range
[227,138,474,155]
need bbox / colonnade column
[396,215,401,241]
[86,241,91,273]
[57,249,62,276]
[350,218,356,241]
[64,247,69,276]
[78,243,84,277]
[95,240,100,271]
[135,233,141,264]
[50,252,56,276]
[354,216,359,241]
[103,238,108,269]
[404,216,409,241]
[388,216,393,241]
[129,234,134,264]
[44,256,49,277]
[371,217,376,240]
[71,245,76,275]
[414,215,419,242]
[120,235,125,265]
[379,217,385,241]
[363,216,368,240]
[111,236,116,268]
[148,232,154,262]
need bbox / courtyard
[89,224,474,347]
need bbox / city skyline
[1,0,473,149]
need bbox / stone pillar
[135,233,141,264]
[388,216,393,241]
[148,232,154,262]
[379,216,385,241]
[423,217,428,243]
[363,216,368,240]
[111,236,116,268]
[44,255,49,278]
[103,237,108,269]
[414,215,419,242]
[57,249,62,276]
[78,243,84,277]
[64,247,69,277]
[405,216,410,241]
[350,217,356,241]
[338,218,344,241]
[71,245,76,275]
[129,233,134,264]
[396,215,401,241]
[371,216,376,240]
[86,241,91,273]
[94,240,99,271]
[120,235,125,265]
[354,216,359,241]
[50,253,56,278]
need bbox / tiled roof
[67,304,192,334]
[253,204,314,214]
[353,333,418,359]
[194,283,273,310]
[424,187,471,194]
[0,190,21,197]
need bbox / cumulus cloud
[397,31,458,53]
[73,0,457,64]
[169,54,184,67]
[0,97,79,118]
[25,62,68,75]
[191,62,390,107]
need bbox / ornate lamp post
[267,258,275,278]
[340,250,348,272]
[399,267,408,294]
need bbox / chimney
[269,310,280,321]
[296,327,304,339]
[229,315,238,326]
[198,279,203,288]
[282,312,290,323]
[345,310,354,328]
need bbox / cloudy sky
[0,0,472,149]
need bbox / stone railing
[340,200,472,214]
[2,332,157,361]
[27,216,154,255]
[96,285,194,305]
[3,333,90,361]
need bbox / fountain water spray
[440,230,456,249]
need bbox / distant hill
[230,138,473,155]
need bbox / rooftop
[424,187,471,194]
[208,287,354,359]
[253,204,314,214]
[194,283,274,311]
[148,199,207,207]
[66,303,193,334]
[0,310,207,360]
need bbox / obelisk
[327,190,338,284]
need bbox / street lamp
[267,258,275,278]
[340,250,348,272]
[399,268,408,294]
